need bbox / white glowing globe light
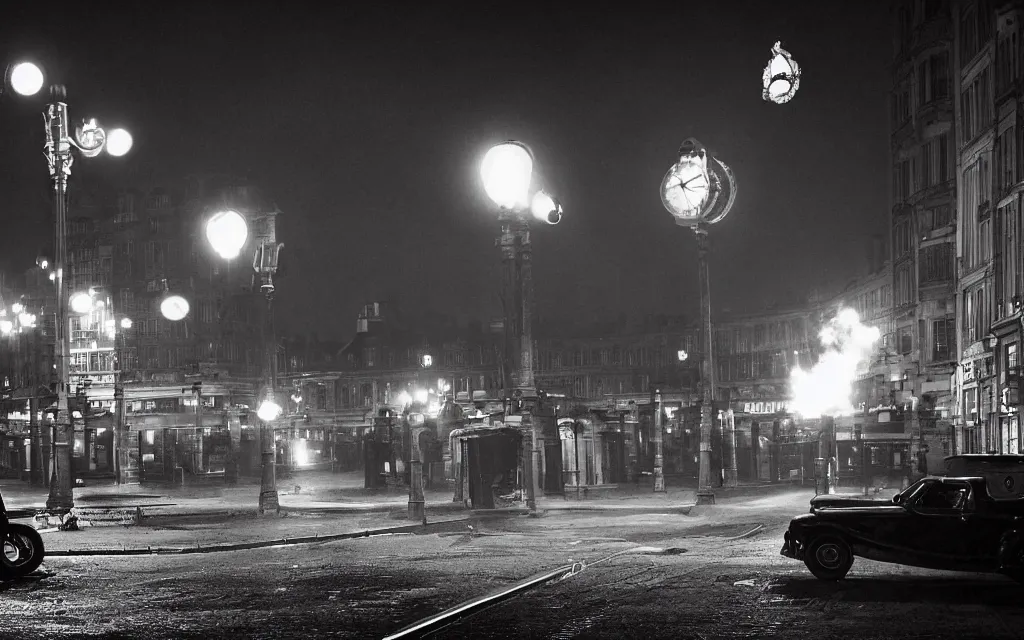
[11,303,23,314]
[69,292,93,315]
[257,399,283,422]
[481,142,533,210]
[206,210,249,260]
[413,388,429,404]
[105,128,133,157]
[0,320,12,335]
[160,295,190,321]
[10,62,44,97]
[120,317,133,329]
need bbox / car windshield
[897,479,930,502]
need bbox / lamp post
[659,138,738,505]
[480,141,563,512]
[4,60,137,513]
[205,207,283,515]
[113,317,133,484]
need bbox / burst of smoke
[788,308,881,418]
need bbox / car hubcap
[816,543,842,569]
[3,534,33,566]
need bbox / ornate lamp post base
[695,489,716,505]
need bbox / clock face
[660,157,710,219]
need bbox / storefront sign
[73,374,115,388]
[736,401,788,415]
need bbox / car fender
[792,520,853,546]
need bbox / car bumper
[781,530,804,560]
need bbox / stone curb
[41,517,473,557]
[541,504,694,515]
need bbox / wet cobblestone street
[2,491,1022,639]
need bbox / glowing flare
[789,308,880,418]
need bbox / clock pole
[659,138,738,504]
[694,224,716,504]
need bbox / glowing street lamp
[205,210,249,260]
[8,61,44,97]
[159,295,190,322]
[69,292,94,315]
[105,128,133,157]
[5,58,137,513]
[481,142,534,210]
[478,139,565,513]
[762,41,801,105]
[257,397,283,422]
[120,317,133,330]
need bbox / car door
[903,479,974,566]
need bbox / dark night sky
[0,2,892,341]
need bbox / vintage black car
[781,475,1024,581]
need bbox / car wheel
[804,535,853,581]
[1,524,45,580]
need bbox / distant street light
[257,396,283,422]
[659,137,738,500]
[69,292,94,315]
[3,59,135,514]
[112,314,134,485]
[479,139,564,512]
[206,210,249,260]
[159,295,190,321]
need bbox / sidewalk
[1,471,811,523]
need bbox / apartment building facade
[892,0,960,464]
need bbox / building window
[933,318,955,361]
[918,53,950,107]
[894,218,912,258]
[999,201,1021,310]
[962,156,993,270]
[996,20,1020,95]
[919,132,950,188]
[895,262,914,307]
[998,127,1016,193]
[897,326,913,355]
[919,242,954,284]
[960,66,992,143]
[964,282,992,345]
[1008,342,1020,370]
[893,158,913,202]
[892,79,911,128]
[960,5,986,66]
